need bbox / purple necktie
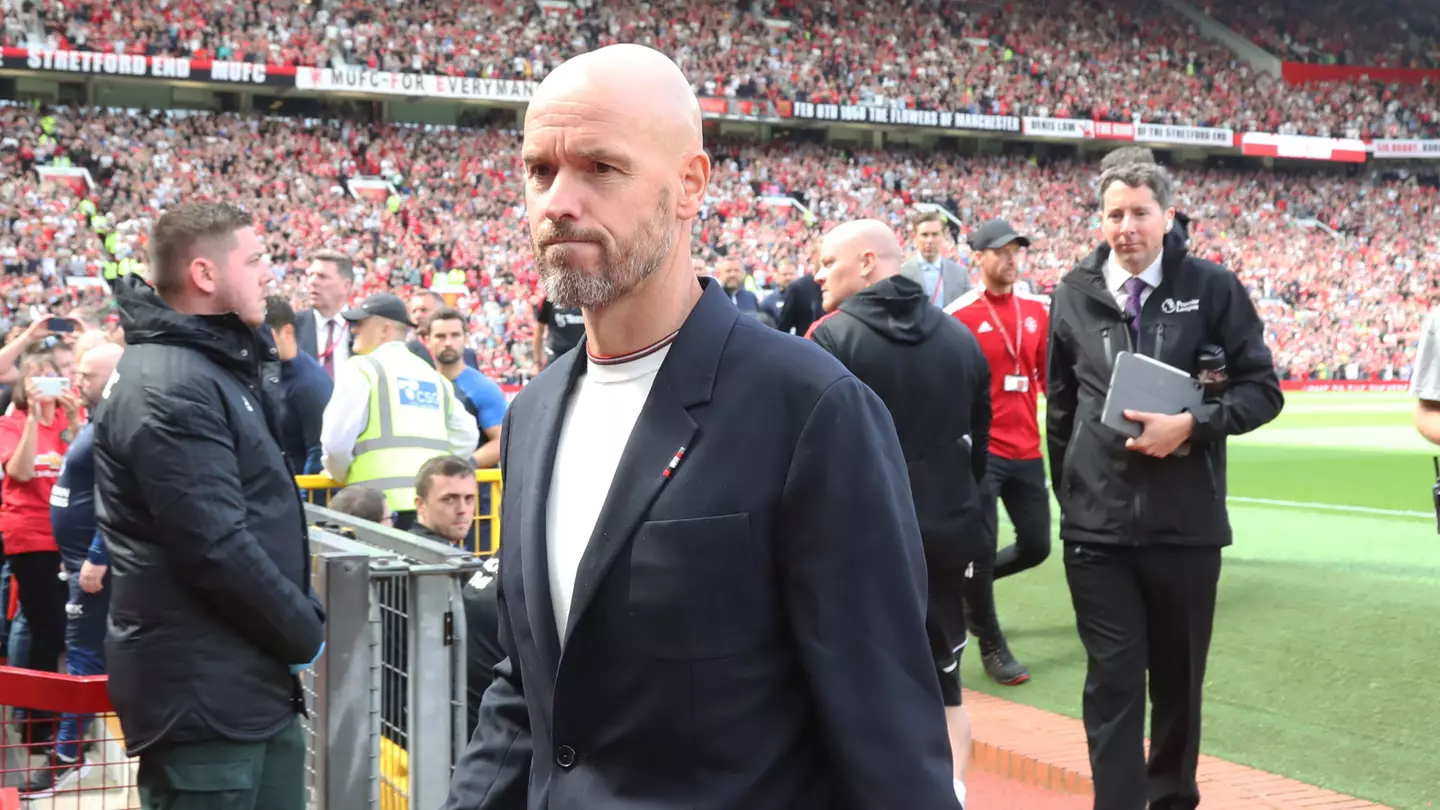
[1123,276,1147,349]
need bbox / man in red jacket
[946,219,1052,687]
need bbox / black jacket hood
[114,275,277,375]
[837,275,947,345]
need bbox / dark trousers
[7,551,67,675]
[137,716,306,810]
[1063,542,1222,810]
[964,456,1052,646]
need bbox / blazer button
[555,745,576,769]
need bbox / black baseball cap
[341,293,416,328]
[967,220,1032,251]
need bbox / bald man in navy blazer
[444,44,962,810]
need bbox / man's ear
[189,256,219,295]
[675,150,712,220]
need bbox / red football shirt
[0,407,71,555]
[946,288,1049,461]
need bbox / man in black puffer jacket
[94,202,324,810]
[808,219,990,810]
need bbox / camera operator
[1046,160,1283,810]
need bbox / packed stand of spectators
[4,0,1440,139]
[1200,0,1440,69]
[4,102,1438,382]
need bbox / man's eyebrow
[573,146,629,165]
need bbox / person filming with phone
[1046,158,1283,810]
[0,350,80,745]
[0,316,82,387]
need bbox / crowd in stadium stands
[1200,0,1440,68]
[4,0,1440,138]
[4,101,1436,383]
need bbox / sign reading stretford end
[2,48,286,85]
[294,67,536,101]
[784,101,1020,132]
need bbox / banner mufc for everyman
[5,48,1440,161]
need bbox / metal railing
[296,469,503,556]
[304,507,485,810]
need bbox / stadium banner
[1134,123,1235,148]
[1371,139,1440,159]
[1022,117,1095,139]
[2,48,288,86]
[1240,132,1368,163]
[1281,61,1440,87]
[1280,380,1410,393]
[294,67,536,101]
[782,101,1020,133]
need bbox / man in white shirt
[296,249,355,377]
[1411,310,1440,444]
[445,43,961,810]
[319,292,478,529]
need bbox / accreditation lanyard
[981,293,1024,375]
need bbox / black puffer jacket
[94,277,324,755]
[809,275,991,570]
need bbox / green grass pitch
[963,392,1440,809]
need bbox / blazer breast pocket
[628,513,774,661]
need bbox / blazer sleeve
[1188,271,1284,442]
[777,376,961,810]
[444,411,531,810]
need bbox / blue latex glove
[290,641,325,675]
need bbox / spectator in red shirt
[0,349,78,737]
[946,220,1053,688]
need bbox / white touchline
[1228,496,1432,519]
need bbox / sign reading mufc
[295,68,536,101]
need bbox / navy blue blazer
[294,308,320,360]
[444,277,959,810]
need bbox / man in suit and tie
[294,249,355,377]
[444,43,962,810]
[714,256,759,313]
[900,210,972,309]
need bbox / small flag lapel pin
[663,447,687,478]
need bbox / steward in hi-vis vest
[320,293,479,527]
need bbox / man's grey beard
[536,194,675,310]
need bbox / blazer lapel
[559,279,736,650]
[561,382,696,649]
[518,351,585,682]
[300,312,318,358]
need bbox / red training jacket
[946,287,1049,461]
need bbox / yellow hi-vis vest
[345,347,457,512]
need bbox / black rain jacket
[1045,240,1283,547]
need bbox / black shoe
[982,647,1031,686]
[19,753,84,799]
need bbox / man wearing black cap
[320,292,479,530]
[946,219,1052,688]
